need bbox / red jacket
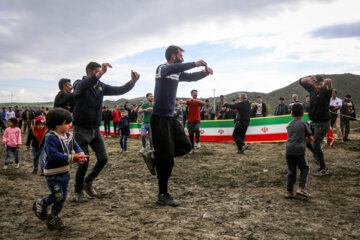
[112,109,120,122]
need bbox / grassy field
[0,123,359,239]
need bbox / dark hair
[165,45,184,61]
[257,96,262,99]
[332,89,337,94]
[232,99,236,102]
[279,97,284,100]
[146,93,152,98]
[58,78,71,90]
[86,62,101,73]
[291,103,304,117]
[306,95,310,98]
[205,99,209,103]
[46,108,72,130]
[315,75,324,82]
[345,94,351,98]
[191,89,197,95]
[220,95,224,98]
[7,117,18,127]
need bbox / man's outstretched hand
[130,70,140,85]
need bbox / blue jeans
[73,125,108,193]
[32,148,46,170]
[5,146,19,165]
[42,172,70,216]
[141,123,153,149]
[120,135,128,151]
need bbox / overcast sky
[1,0,359,103]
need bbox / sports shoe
[47,214,65,230]
[238,144,249,154]
[33,200,48,220]
[73,191,87,203]
[285,191,294,198]
[15,163,20,169]
[84,181,97,197]
[141,151,156,176]
[3,165,8,170]
[139,147,146,154]
[313,168,329,176]
[189,149,194,154]
[157,193,180,207]
[296,188,310,198]
[196,142,201,148]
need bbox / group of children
[0,101,313,230]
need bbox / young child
[285,103,312,198]
[33,108,88,230]
[3,118,21,169]
[26,116,49,175]
[117,110,130,152]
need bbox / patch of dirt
[0,125,359,240]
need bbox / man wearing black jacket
[72,62,140,202]
[54,78,75,112]
[224,93,251,154]
[102,106,112,137]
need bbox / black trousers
[104,121,111,136]
[151,115,191,181]
[286,154,309,192]
[187,120,200,149]
[233,120,249,150]
[113,121,119,136]
[341,119,350,140]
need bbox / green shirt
[140,102,154,124]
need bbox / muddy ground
[0,123,359,240]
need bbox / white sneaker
[189,150,194,154]
[196,142,201,148]
[139,147,146,153]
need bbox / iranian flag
[100,113,334,144]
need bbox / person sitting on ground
[285,103,311,198]
[26,116,49,175]
[54,78,75,112]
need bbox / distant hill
[2,74,359,115]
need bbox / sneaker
[139,147,146,154]
[313,168,329,176]
[141,151,156,176]
[296,188,310,198]
[46,214,65,230]
[285,191,294,198]
[3,165,8,170]
[189,149,194,154]
[84,181,97,197]
[15,163,20,169]
[238,144,249,154]
[196,142,201,148]
[157,193,180,207]
[33,200,48,220]
[73,191,87,203]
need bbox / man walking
[138,93,154,153]
[300,75,332,176]
[72,62,139,202]
[224,93,251,154]
[143,45,213,206]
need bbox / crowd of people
[0,45,358,230]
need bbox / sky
[1,0,360,103]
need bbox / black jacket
[54,91,75,112]
[251,102,267,117]
[224,100,251,122]
[117,116,130,135]
[102,110,112,122]
[22,110,35,121]
[72,75,134,129]
[26,126,49,149]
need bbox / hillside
[1,74,359,115]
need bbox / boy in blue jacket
[117,110,130,152]
[33,108,88,230]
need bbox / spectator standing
[22,107,34,132]
[117,110,130,153]
[186,90,205,152]
[329,89,343,143]
[341,94,356,141]
[3,118,21,169]
[215,95,225,117]
[274,97,290,116]
[5,107,16,120]
[251,96,267,118]
[102,106,112,137]
[112,105,121,137]
[138,93,154,153]
[54,78,75,112]
[303,95,311,113]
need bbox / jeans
[312,121,330,169]
[73,125,108,193]
[120,135,128,151]
[233,120,249,151]
[113,121,119,136]
[187,121,200,150]
[104,121,111,136]
[42,172,70,216]
[141,123,153,149]
[286,154,309,192]
[5,146,19,165]
[32,148,46,170]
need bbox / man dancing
[143,45,213,206]
[224,93,251,154]
[72,62,140,202]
